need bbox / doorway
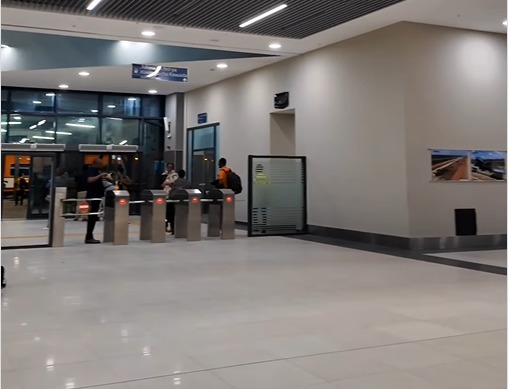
[187,123,219,188]
[270,109,296,155]
[1,153,55,248]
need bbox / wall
[185,22,507,239]
[270,112,296,155]
[186,23,410,235]
[403,23,507,237]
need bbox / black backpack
[227,171,243,194]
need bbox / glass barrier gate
[248,155,307,237]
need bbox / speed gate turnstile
[139,190,167,243]
[206,189,236,240]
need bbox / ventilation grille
[4,0,407,39]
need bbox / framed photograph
[430,150,470,181]
[470,151,506,181]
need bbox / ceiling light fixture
[127,97,137,101]
[269,43,282,49]
[86,0,103,11]
[30,125,37,130]
[32,136,55,140]
[59,84,70,89]
[503,20,508,26]
[78,71,90,77]
[13,116,21,120]
[148,89,158,94]
[91,109,99,113]
[19,138,29,144]
[1,44,10,49]
[141,31,156,37]
[119,140,128,145]
[33,101,42,104]
[239,4,287,28]
[46,93,55,97]
[107,105,116,108]
[2,122,22,125]
[217,63,228,69]
[56,131,73,136]
[38,120,47,126]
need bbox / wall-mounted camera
[274,92,289,109]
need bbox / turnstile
[139,190,167,243]
[103,190,130,245]
[173,189,202,242]
[207,189,236,240]
[51,187,67,247]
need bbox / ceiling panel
[2,0,408,39]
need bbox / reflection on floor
[2,200,29,219]
[428,250,507,268]
[2,235,506,389]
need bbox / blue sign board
[132,64,188,82]
[198,113,208,124]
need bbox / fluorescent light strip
[47,130,72,136]
[119,140,128,145]
[66,123,96,128]
[32,136,55,140]
[30,125,37,130]
[1,122,21,125]
[86,0,102,11]
[239,4,287,28]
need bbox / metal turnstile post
[103,190,130,245]
[206,189,222,238]
[220,189,235,240]
[140,190,167,243]
[51,187,66,247]
[174,189,202,241]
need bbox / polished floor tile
[1,233,506,388]
[427,250,507,268]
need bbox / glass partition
[103,95,141,116]
[11,90,55,113]
[56,117,99,146]
[248,156,307,236]
[102,118,140,145]
[57,92,99,114]
[7,115,56,144]
[187,124,218,186]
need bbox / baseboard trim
[308,225,507,252]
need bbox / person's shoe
[85,238,101,244]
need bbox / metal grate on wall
[3,0,407,39]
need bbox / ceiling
[2,0,407,39]
[1,0,506,95]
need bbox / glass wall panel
[103,96,141,116]
[57,92,99,114]
[7,115,56,144]
[193,126,215,150]
[11,90,55,113]
[102,118,139,145]
[1,114,7,142]
[56,117,99,146]
[142,96,162,117]
[2,89,8,113]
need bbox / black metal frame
[186,122,219,184]
[247,155,308,237]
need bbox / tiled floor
[2,233,506,389]
[427,250,507,268]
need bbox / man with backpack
[215,158,242,194]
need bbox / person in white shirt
[162,163,178,232]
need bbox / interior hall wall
[402,23,507,237]
[185,23,411,235]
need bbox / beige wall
[403,23,507,237]
[185,22,507,238]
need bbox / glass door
[187,124,219,188]
[1,153,54,248]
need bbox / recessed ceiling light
[33,100,42,104]
[141,31,156,37]
[1,44,10,49]
[59,84,70,89]
[239,4,288,28]
[269,43,282,49]
[148,89,158,94]
[107,105,116,108]
[86,0,103,11]
[503,20,508,26]
[91,109,99,113]
[13,116,21,120]
[46,93,55,97]
[127,97,137,101]
[78,71,90,77]
[217,63,228,69]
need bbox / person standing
[14,173,28,206]
[85,159,109,244]
[162,163,178,232]
[167,170,192,234]
[216,158,231,189]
